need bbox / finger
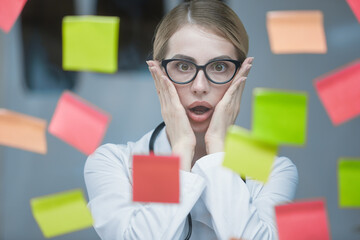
[234,77,247,103]
[149,62,167,93]
[236,57,254,78]
[150,64,182,109]
[237,63,252,79]
[149,66,161,94]
[221,77,247,103]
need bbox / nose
[191,69,210,95]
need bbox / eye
[211,62,228,72]
[176,62,192,72]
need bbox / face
[164,24,238,133]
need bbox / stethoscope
[149,122,192,240]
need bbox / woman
[84,0,298,239]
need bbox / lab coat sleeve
[84,144,206,240]
[191,152,298,240]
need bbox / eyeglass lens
[166,60,237,83]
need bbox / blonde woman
[84,0,298,239]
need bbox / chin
[190,120,210,134]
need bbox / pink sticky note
[0,0,27,33]
[133,155,180,203]
[314,60,360,125]
[48,91,111,155]
[346,0,360,23]
[275,199,331,240]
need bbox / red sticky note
[346,0,360,23]
[275,199,331,240]
[48,91,111,155]
[0,0,27,33]
[132,155,180,203]
[314,60,360,125]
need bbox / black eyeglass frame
[161,58,242,85]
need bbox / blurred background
[0,0,359,239]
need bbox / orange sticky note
[346,0,360,23]
[0,0,27,33]
[266,10,327,54]
[314,60,360,125]
[0,109,47,154]
[132,155,180,203]
[48,91,111,155]
[275,199,331,240]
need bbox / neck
[192,131,207,167]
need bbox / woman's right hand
[147,60,196,171]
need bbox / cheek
[213,84,231,104]
[173,85,188,105]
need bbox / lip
[187,101,213,123]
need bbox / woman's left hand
[205,57,254,154]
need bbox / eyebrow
[170,54,234,63]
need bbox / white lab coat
[84,127,298,240]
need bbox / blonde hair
[153,0,249,62]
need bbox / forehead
[166,24,237,63]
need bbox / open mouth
[190,106,210,115]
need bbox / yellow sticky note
[252,88,308,146]
[338,158,360,208]
[0,109,47,154]
[62,16,120,73]
[223,126,278,182]
[30,189,93,238]
[266,10,327,54]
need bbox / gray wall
[0,0,359,239]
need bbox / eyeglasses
[161,59,242,84]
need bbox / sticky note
[0,109,47,154]
[222,126,278,182]
[48,91,111,155]
[275,199,331,240]
[266,11,327,54]
[30,189,93,238]
[0,0,27,33]
[252,88,307,145]
[338,158,360,207]
[133,155,180,203]
[314,60,360,125]
[62,16,120,73]
[346,0,360,23]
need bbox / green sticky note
[252,88,307,145]
[30,189,93,238]
[62,16,120,73]
[222,125,278,182]
[338,158,360,207]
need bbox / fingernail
[246,64,252,70]
[248,57,254,64]
[147,61,154,67]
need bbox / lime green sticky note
[30,189,93,238]
[222,125,278,182]
[252,88,307,145]
[62,16,120,73]
[338,158,360,207]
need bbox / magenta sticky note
[275,199,331,240]
[314,60,360,125]
[0,0,27,33]
[346,0,360,23]
[48,91,111,155]
[133,155,180,203]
